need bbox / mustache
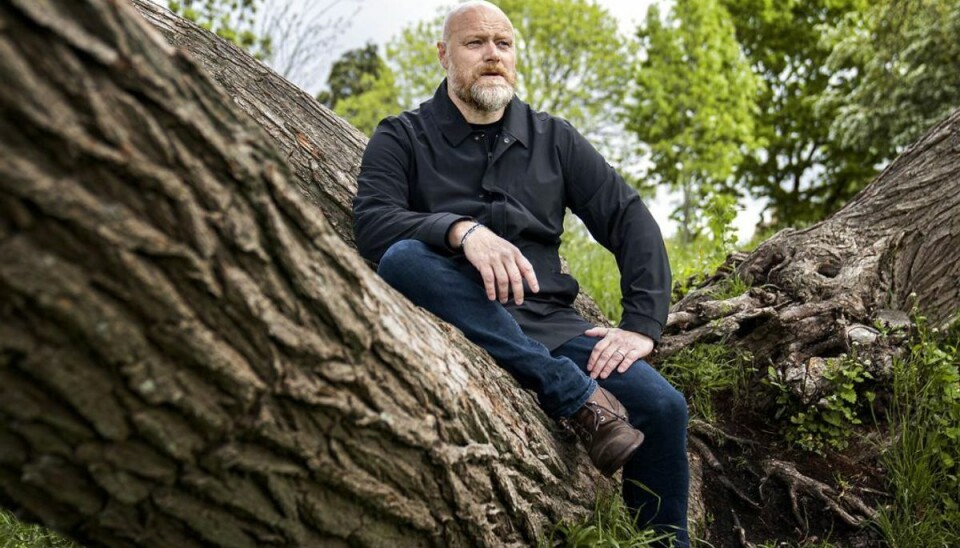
[476,65,509,77]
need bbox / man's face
[439,6,517,113]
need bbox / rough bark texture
[0,1,611,546]
[659,106,960,544]
[2,0,959,546]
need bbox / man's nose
[482,41,501,62]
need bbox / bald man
[354,2,689,545]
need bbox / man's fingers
[505,262,525,305]
[588,337,612,372]
[479,265,497,301]
[492,262,510,303]
[516,254,539,293]
[617,348,642,374]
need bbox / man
[353,2,689,544]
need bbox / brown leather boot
[566,386,644,477]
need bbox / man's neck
[447,88,505,124]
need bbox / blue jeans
[377,240,690,546]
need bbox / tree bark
[2,0,959,546]
[659,106,960,544]
[0,1,610,546]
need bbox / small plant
[0,508,80,548]
[767,354,875,454]
[709,274,750,301]
[875,314,960,546]
[659,343,754,421]
[541,489,674,547]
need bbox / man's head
[438,1,517,116]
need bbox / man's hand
[584,327,654,379]
[449,221,539,305]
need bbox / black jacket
[354,80,671,349]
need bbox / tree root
[761,459,878,528]
[690,419,759,447]
[730,509,756,548]
[690,436,761,508]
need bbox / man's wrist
[458,222,484,249]
[447,219,476,249]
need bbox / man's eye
[498,41,512,48]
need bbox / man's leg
[553,335,690,548]
[376,239,595,418]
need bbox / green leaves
[628,0,760,241]
[167,0,271,59]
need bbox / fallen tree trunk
[0,1,609,546]
[1,0,958,547]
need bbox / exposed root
[730,509,756,548]
[689,419,759,447]
[690,436,760,508]
[761,459,878,528]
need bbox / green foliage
[721,0,876,229]
[628,0,760,241]
[316,44,403,135]
[876,317,960,546]
[317,43,387,108]
[664,237,737,301]
[766,355,875,454]
[167,0,271,59]
[333,68,404,136]
[708,274,749,301]
[0,508,79,548]
[824,0,960,163]
[658,344,754,421]
[541,489,674,547]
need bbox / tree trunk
[660,108,960,544]
[2,0,959,547]
[0,1,610,546]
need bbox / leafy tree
[721,0,876,229]
[333,65,403,136]
[824,0,960,163]
[315,43,403,136]
[627,0,760,241]
[317,43,387,108]
[168,0,271,58]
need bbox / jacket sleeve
[353,117,469,264]
[561,124,672,343]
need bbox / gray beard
[468,82,513,112]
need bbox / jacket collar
[429,79,529,148]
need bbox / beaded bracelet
[459,222,484,249]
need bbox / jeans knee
[651,387,689,435]
[377,240,431,283]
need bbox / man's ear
[437,41,448,70]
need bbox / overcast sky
[331,0,657,53]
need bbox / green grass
[874,318,960,546]
[658,343,753,421]
[540,489,675,547]
[561,218,743,323]
[0,509,78,548]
